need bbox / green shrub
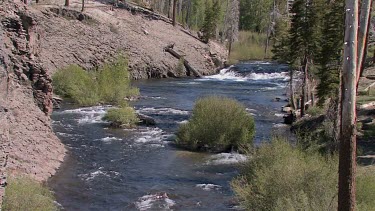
[176,96,255,152]
[306,106,324,117]
[53,56,139,106]
[231,138,338,211]
[103,106,139,127]
[3,177,57,211]
[53,65,99,106]
[97,56,139,104]
[231,138,375,211]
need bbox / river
[49,62,289,210]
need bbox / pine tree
[316,0,344,105]
[201,0,220,43]
[288,0,321,116]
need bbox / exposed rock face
[0,0,66,197]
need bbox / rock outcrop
[0,1,66,203]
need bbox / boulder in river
[137,113,156,126]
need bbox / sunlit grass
[229,31,272,63]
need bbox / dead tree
[338,0,358,210]
[81,0,85,12]
[357,0,373,81]
[172,0,177,26]
[164,46,202,77]
[65,0,69,6]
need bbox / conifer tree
[316,0,344,105]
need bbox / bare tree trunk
[172,0,177,26]
[357,0,372,84]
[36,0,39,3]
[23,0,27,4]
[338,0,358,210]
[359,0,373,78]
[301,57,308,117]
[290,69,297,110]
[81,0,85,12]
[65,0,69,6]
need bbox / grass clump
[53,56,139,106]
[231,138,338,211]
[229,31,271,64]
[3,177,57,211]
[357,167,375,211]
[176,96,255,152]
[103,106,139,128]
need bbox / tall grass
[53,56,139,106]
[231,138,338,211]
[176,96,255,152]
[229,31,271,63]
[3,177,57,211]
[231,138,375,211]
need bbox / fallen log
[164,47,202,77]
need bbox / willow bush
[103,106,139,128]
[53,56,139,106]
[176,96,255,152]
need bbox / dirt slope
[34,0,227,78]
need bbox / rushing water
[49,62,289,210]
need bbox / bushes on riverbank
[53,56,139,106]
[3,177,57,211]
[176,96,255,152]
[231,138,375,211]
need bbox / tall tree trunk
[290,69,297,110]
[81,0,85,12]
[172,0,177,26]
[359,0,373,78]
[301,57,308,117]
[338,0,358,210]
[185,0,191,27]
[23,0,27,4]
[65,0,69,6]
[357,0,372,84]
[36,0,39,3]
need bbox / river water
[49,62,289,210]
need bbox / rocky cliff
[0,1,69,206]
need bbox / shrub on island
[103,106,139,128]
[176,96,255,152]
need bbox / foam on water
[274,113,284,117]
[97,136,122,143]
[133,127,172,146]
[207,153,248,165]
[135,193,175,211]
[137,107,189,115]
[59,106,111,124]
[196,184,222,191]
[200,66,289,82]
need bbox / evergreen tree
[201,0,220,43]
[316,0,344,105]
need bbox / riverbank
[0,0,227,206]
